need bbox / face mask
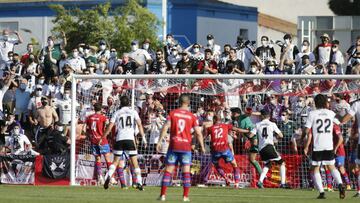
[38,79,45,85]
[251,67,257,73]
[110,52,117,58]
[271,99,277,105]
[84,49,90,55]
[281,85,287,91]
[269,66,275,72]
[193,48,200,53]
[172,51,178,56]
[261,40,268,47]
[166,38,172,44]
[73,52,79,58]
[8,56,13,61]
[99,45,106,50]
[63,94,70,100]
[207,39,214,46]
[298,101,305,107]
[206,115,213,121]
[48,40,54,47]
[131,45,138,51]
[36,91,42,97]
[28,48,34,53]
[301,45,308,52]
[78,47,84,53]
[99,63,106,70]
[332,47,337,52]
[13,129,20,135]
[281,116,286,121]
[20,83,27,90]
[143,43,149,50]
[57,126,64,132]
[3,35,9,41]
[285,39,290,45]
[160,67,167,73]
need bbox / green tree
[328,0,360,15]
[50,0,160,55]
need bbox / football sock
[251,160,262,175]
[116,166,126,185]
[95,162,102,177]
[214,165,227,180]
[280,164,286,185]
[357,172,360,193]
[340,171,350,185]
[182,172,191,197]
[161,171,172,196]
[134,168,142,185]
[106,164,116,179]
[330,168,343,185]
[314,171,324,193]
[131,167,138,185]
[259,166,269,183]
[325,169,333,188]
[106,162,112,169]
[309,170,315,188]
[233,167,240,184]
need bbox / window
[316,17,333,30]
[239,28,248,40]
[0,22,19,32]
[352,16,360,29]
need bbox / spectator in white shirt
[314,33,332,66]
[15,78,31,123]
[330,40,345,74]
[4,123,38,155]
[68,48,86,73]
[205,34,221,62]
[166,46,182,71]
[96,40,110,60]
[295,40,315,72]
[0,29,23,71]
[129,40,152,74]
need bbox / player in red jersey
[205,115,249,188]
[83,103,112,184]
[156,94,205,202]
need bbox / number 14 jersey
[168,109,199,152]
[305,109,335,151]
[111,107,140,141]
[252,119,281,151]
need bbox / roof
[258,13,297,36]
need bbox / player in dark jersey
[156,94,205,202]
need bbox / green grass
[0,185,358,203]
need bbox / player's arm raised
[157,121,170,153]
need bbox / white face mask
[78,47,84,53]
[110,52,117,58]
[251,67,257,73]
[207,39,214,46]
[99,45,106,51]
[172,51,178,56]
[84,49,90,55]
[131,45,138,51]
[193,48,200,53]
[301,45,308,52]
[143,43,149,50]
[13,128,20,135]
[261,40,268,47]
[48,40,54,47]
[8,56,13,61]
[269,66,275,72]
[281,116,286,121]
[298,101,305,107]
[166,38,172,44]
[63,94,70,100]
[285,39,290,45]
[160,67,167,73]
[73,52,79,58]
[38,79,45,85]
[28,47,34,53]
[206,115,213,121]
[99,63,106,70]
[57,126,64,132]
[332,47,338,52]
[36,90,42,97]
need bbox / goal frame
[70,74,360,186]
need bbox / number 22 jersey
[305,109,335,151]
[168,109,199,152]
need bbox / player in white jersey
[249,109,286,189]
[303,94,345,199]
[102,95,146,190]
[341,99,360,198]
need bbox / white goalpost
[70,74,360,186]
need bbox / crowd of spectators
[0,28,360,157]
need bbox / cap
[332,40,339,45]
[260,109,270,116]
[283,34,292,40]
[266,60,276,66]
[206,34,214,40]
[131,40,139,45]
[320,33,330,39]
[99,40,106,45]
[145,89,154,95]
[230,107,241,114]
[143,38,151,44]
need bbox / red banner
[205,155,303,188]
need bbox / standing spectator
[225,48,245,74]
[346,35,360,62]
[39,33,67,82]
[116,53,138,75]
[142,38,156,61]
[218,44,231,73]
[11,53,23,76]
[68,48,86,74]
[58,50,68,75]
[55,88,72,136]
[107,48,118,73]
[295,40,316,72]
[166,46,181,71]
[236,37,255,72]
[15,78,31,126]
[0,73,12,112]
[330,40,345,74]
[175,51,194,74]
[314,33,332,66]
[163,33,176,59]
[189,43,204,62]
[20,43,34,65]
[148,49,166,74]
[24,53,40,78]
[297,55,316,74]
[59,63,73,85]
[96,40,110,60]
[4,123,38,155]
[192,49,218,74]
[0,29,23,71]
[129,40,152,74]
[84,44,98,64]
[255,36,276,64]
[2,79,16,115]
[281,34,299,61]
[205,34,221,62]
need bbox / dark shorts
[259,145,281,163]
[113,140,137,157]
[311,150,335,166]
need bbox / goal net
[70,74,360,189]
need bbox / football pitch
[1,185,358,203]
